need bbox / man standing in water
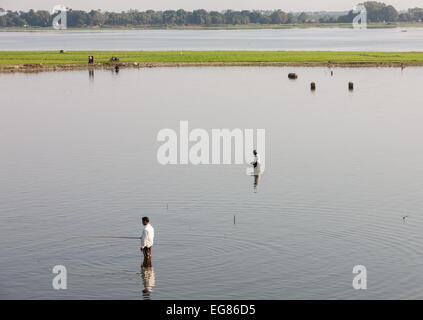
[141,217,155,267]
[251,150,261,192]
[251,150,261,171]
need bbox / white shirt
[141,224,155,249]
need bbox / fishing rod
[72,236,141,240]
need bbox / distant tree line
[1,2,423,27]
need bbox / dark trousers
[142,247,152,267]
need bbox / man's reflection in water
[141,265,155,300]
[141,246,155,299]
[88,69,94,81]
[247,167,262,192]
[253,173,261,192]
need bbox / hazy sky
[1,0,422,12]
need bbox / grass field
[1,51,423,66]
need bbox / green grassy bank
[1,51,423,66]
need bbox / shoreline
[1,61,422,73]
[2,22,423,31]
[2,51,423,73]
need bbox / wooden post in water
[349,82,354,91]
[311,82,316,91]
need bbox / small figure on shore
[140,216,155,267]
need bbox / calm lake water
[1,67,423,299]
[1,28,423,51]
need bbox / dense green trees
[400,8,423,22]
[0,2,422,28]
[337,2,400,23]
[20,9,51,27]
